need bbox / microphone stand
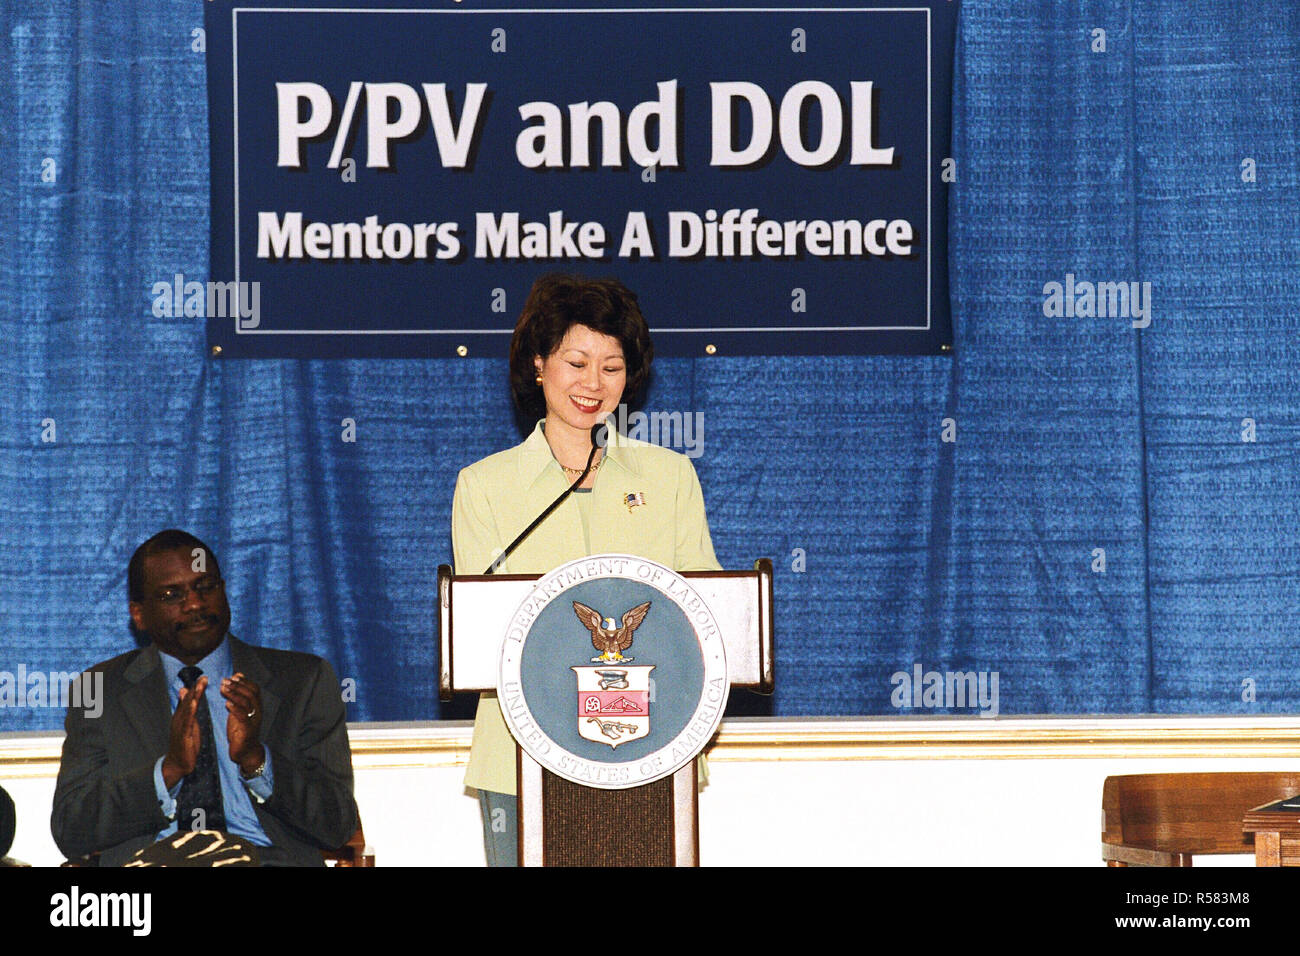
[484,422,607,574]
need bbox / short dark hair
[508,274,654,420]
[127,529,222,602]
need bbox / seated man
[52,529,358,866]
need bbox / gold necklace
[561,454,603,480]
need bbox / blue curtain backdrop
[2,2,1298,730]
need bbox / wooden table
[1242,801,1300,866]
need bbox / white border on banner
[231,7,932,335]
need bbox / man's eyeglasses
[152,578,224,605]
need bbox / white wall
[6,717,1298,866]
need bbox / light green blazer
[452,420,720,794]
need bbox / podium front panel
[518,750,696,866]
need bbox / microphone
[484,419,609,574]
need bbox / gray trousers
[477,790,518,867]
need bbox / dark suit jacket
[51,635,358,867]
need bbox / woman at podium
[451,273,720,866]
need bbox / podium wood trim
[674,764,699,865]
[519,751,543,867]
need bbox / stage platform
[5,716,1299,866]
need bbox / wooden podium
[438,559,774,866]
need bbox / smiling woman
[451,273,720,866]
[532,325,626,487]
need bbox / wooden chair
[1102,772,1300,866]
[322,824,374,867]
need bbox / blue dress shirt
[151,635,274,845]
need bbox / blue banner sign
[206,1,955,357]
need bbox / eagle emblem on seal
[572,600,651,663]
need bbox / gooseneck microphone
[484,420,609,574]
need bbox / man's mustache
[176,614,219,634]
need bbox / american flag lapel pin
[623,492,646,512]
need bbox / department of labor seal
[497,554,729,790]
